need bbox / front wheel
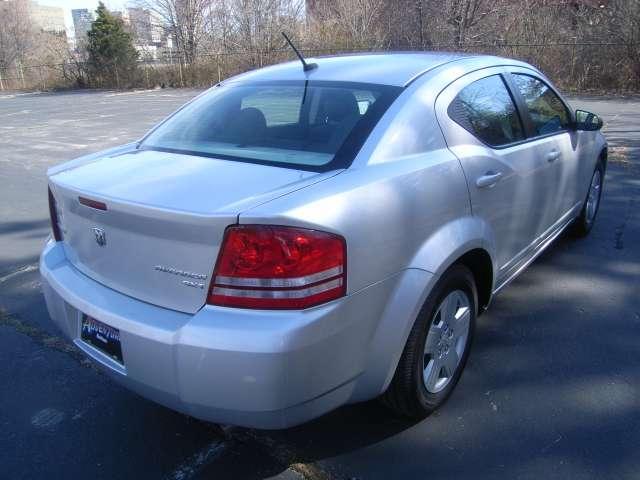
[381,265,477,418]
[572,161,604,237]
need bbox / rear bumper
[40,239,427,428]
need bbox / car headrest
[227,107,267,141]
[323,90,359,123]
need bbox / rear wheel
[382,265,477,418]
[572,161,604,237]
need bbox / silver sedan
[40,52,606,428]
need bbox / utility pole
[39,65,46,90]
[17,59,26,89]
[417,0,424,49]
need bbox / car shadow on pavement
[0,218,50,236]
[227,162,640,479]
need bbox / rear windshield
[140,80,401,171]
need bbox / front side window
[448,75,525,147]
[141,81,400,170]
[512,74,570,136]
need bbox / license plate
[80,315,123,364]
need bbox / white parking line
[0,264,38,284]
[31,408,65,429]
[165,440,227,480]
[0,109,31,117]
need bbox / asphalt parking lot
[1,88,639,480]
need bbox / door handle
[546,150,561,162]
[476,171,503,188]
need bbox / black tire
[572,160,605,237]
[381,264,477,418]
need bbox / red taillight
[208,225,346,309]
[48,187,63,242]
[78,196,107,211]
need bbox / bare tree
[227,0,303,51]
[307,0,387,49]
[206,0,233,52]
[444,0,501,46]
[137,0,213,64]
[0,0,33,70]
[606,0,640,87]
[206,0,303,70]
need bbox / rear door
[435,68,559,280]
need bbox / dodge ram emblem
[92,227,106,247]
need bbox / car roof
[224,52,533,87]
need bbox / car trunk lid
[49,149,336,313]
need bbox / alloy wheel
[585,169,602,224]
[422,290,471,393]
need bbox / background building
[126,7,152,44]
[72,8,93,43]
[29,1,65,34]
[119,7,172,60]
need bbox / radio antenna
[282,32,317,72]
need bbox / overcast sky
[38,0,127,36]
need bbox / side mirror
[574,109,603,131]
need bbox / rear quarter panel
[238,150,476,401]
[238,151,471,294]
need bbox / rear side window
[512,74,570,136]
[448,75,524,147]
